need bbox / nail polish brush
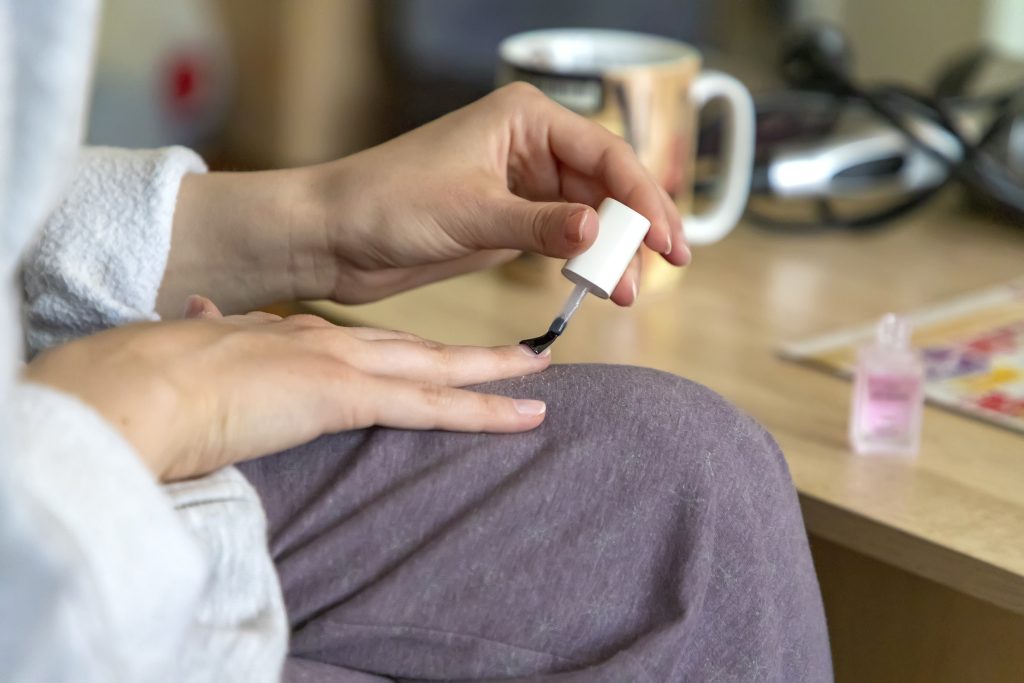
[520,198,651,354]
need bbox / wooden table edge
[800,493,1024,615]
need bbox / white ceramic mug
[499,28,755,248]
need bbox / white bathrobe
[0,1,288,681]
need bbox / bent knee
[477,364,790,481]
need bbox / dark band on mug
[499,64,605,114]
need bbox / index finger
[332,372,547,434]
[538,98,684,260]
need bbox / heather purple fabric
[240,364,832,682]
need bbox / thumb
[489,200,599,259]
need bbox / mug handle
[684,71,755,245]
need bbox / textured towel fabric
[22,145,205,354]
[6,383,207,681]
[1,2,287,680]
[241,364,833,682]
[13,149,288,681]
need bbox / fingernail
[662,232,673,256]
[183,295,203,319]
[514,399,546,416]
[567,209,588,244]
[681,243,692,263]
[678,223,691,263]
[631,278,639,304]
[519,344,551,358]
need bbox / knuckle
[243,311,281,321]
[322,357,353,381]
[434,343,455,366]
[475,394,507,427]
[529,206,555,252]
[498,80,543,102]
[313,328,360,357]
[361,327,422,343]
[286,313,331,328]
[395,331,424,343]
[210,329,269,359]
[395,329,424,342]
[327,365,374,425]
[419,383,456,412]
[611,137,635,160]
[321,359,359,395]
[432,344,458,384]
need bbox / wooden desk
[300,199,1024,680]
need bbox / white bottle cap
[561,198,650,298]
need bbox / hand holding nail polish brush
[520,198,651,354]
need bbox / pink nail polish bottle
[849,314,925,456]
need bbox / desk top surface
[304,199,1024,614]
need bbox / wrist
[159,167,338,316]
[23,349,181,482]
[304,153,411,303]
[304,155,376,275]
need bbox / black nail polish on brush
[520,316,569,355]
[517,198,651,354]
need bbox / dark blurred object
[210,0,785,169]
[938,48,1024,186]
[779,23,853,95]
[741,24,1024,231]
[374,0,786,140]
[212,0,387,168]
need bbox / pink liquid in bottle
[849,314,924,455]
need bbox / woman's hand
[308,82,689,306]
[158,83,686,317]
[23,296,550,482]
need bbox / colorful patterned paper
[781,280,1024,434]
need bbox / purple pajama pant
[240,364,832,682]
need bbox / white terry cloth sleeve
[5,381,207,682]
[15,144,289,681]
[7,382,288,683]
[21,145,205,355]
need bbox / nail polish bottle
[849,313,925,455]
[561,198,650,299]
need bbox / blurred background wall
[794,0,986,84]
[208,0,785,168]
[87,0,782,167]
[86,0,998,169]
